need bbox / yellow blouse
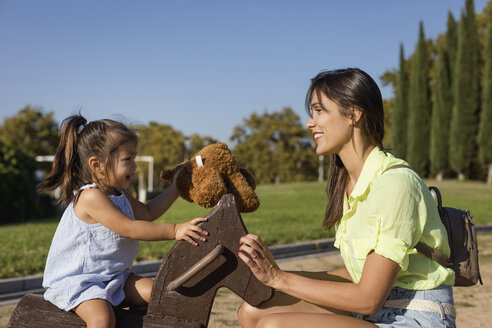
[334,147,455,289]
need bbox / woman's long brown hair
[305,68,385,229]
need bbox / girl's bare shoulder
[77,186,108,202]
[74,187,110,223]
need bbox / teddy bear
[160,142,260,213]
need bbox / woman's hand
[238,234,283,288]
[174,217,208,246]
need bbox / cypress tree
[390,44,409,159]
[446,11,458,87]
[407,22,431,176]
[430,40,453,180]
[449,0,481,180]
[478,4,492,184]
[446,11,458,124]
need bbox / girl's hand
[172,167,182,185]
[174,217,208,246]
[238,234,282,288]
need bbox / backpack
[383,165,483,287]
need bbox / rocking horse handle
[166,244,225,291]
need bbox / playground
[1,231,491,327]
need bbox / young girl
[237,68,456,327]
[40,115,208,328]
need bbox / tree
[430,40,453,180]
[231,108,319,184]
[478,3,492,184]
[390,44,409,159]
[135,122,185,190]
[379,69,398,89]
[449,0,481,180]
[446,11,458,90]
[0,106,59,157]
[407,22,432,177]
[186,133,217,160]
[382,98,394,148]
[0,138,37,223]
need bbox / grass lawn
[1,180,491,279]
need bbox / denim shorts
[358,285,456,328]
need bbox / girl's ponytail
[39,115,87,205]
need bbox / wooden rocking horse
[8,193,273,327]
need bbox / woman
[237,68,456,327]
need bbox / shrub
[0,138,39,223]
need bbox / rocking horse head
[147,193,272,327]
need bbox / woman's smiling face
[305,91,353,156]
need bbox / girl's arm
[77,188,207,243]
[239,234,399,315]
[124,181,179,222]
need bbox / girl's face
[106,142,137,191]
[305,91,353,155]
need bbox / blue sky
[0,0,489,142]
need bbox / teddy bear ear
[240,168,257,190]
[175,162,193,202]
[160,161,189,182]
[160,169,174,182]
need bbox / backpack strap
[414,242,452,268]
[381,164,413,174]
[382,165,452,268]
[428,186,454,255]
[428,186,443,208]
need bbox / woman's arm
[124,180,179,222]
[326,266,352,282]
[239,234,400,315]
[77,188,206,243]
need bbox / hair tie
[78,121,91,134]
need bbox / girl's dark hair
[39,114,138,205]
[305,68,384,229]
